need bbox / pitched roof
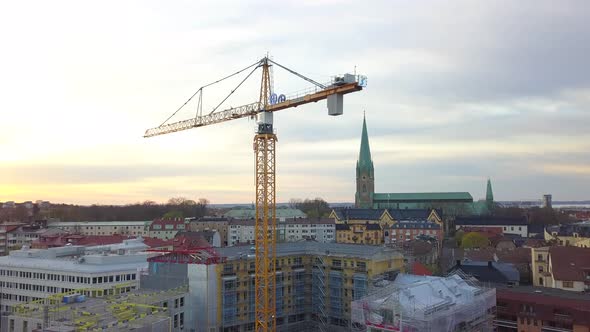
[335,224,350,231]
[411,262,432,276]
[374,192,473,202]
[332,208,433,221]
[332,208,383,220]
[450,261,519,284]
[455,215,528,226]
[549,246,590,281]
[386,208,434,219]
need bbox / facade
[531,246,590,292]
[354,115,493,219]
[335,222,382,245]
[495,285,590,332]
[149,242,404,332]
[47,220,150,236]
[331,208,442,246]
[384,219,442,246]
[188,217,230,247]
[545,222,590,248]
[351,273,496,332]
[228,218,335,246]
[455,216,529,237]
[0,239,149,313]
[149,218,187,239]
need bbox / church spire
[358,113,372,171]
[355,114,375,208]
[486,178,494,203]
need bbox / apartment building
[545,222,590,247]
[228,218,335,246]
[0,238,149,313]
[495,285,590,332]
[188,217,230,246]
[532,246,590,291]
[455,216,529,237]
[148,218,187,239]
[47,220,150,236]
[384,219,443,245]
[147,242,404,332]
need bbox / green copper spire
[486,178,494,203]
[357,114,373,173]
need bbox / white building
[228,218,335,246]
[351,274,496,332]
[47,220,150,236]
[455,216,529,237]
[0,239,149,313]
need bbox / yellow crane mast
[145,56,366,332]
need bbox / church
[354,115,494,220]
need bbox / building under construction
[142,242,405,332]
[0,285,187,332]
[350,273,496,332]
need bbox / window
[180,297,184,307]
[175,298,179,308]
[538,266,543,272]
[563,281,574,288]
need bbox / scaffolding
[350,273,496,332]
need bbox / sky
[0,0,589,205]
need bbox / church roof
[374,192,473,203]
[357,114,373,173]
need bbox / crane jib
[144,82,362,138]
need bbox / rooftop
[549,246,590,281]
[229,218,335,226]
[48,220,151,227]
[217,242,403,261]
[374,192,473,202]
[0,239,150,273]
[455,215,528,226]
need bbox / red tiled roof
[464,247,531,265]
[142,237,174,248]
[412,262,432,276]
[550,246,590,282]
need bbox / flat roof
[218,242,402,261]
[0,252,148,273]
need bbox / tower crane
[144,56,366,332]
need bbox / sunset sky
[1,0,589,205]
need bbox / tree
[195,198,209,218]
[163,210,183,219]
[167,197,196,206]
[461,232,489,249]
[294,198,331,218]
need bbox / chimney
[488,261,493,268]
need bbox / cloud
[0,0,589,203]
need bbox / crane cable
[208,62,262,115]
[158,59,262,127]
[267,58,326,90]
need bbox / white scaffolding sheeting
[351,273,496,332]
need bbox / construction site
[1,284,187,332]
[350,273,497,332]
